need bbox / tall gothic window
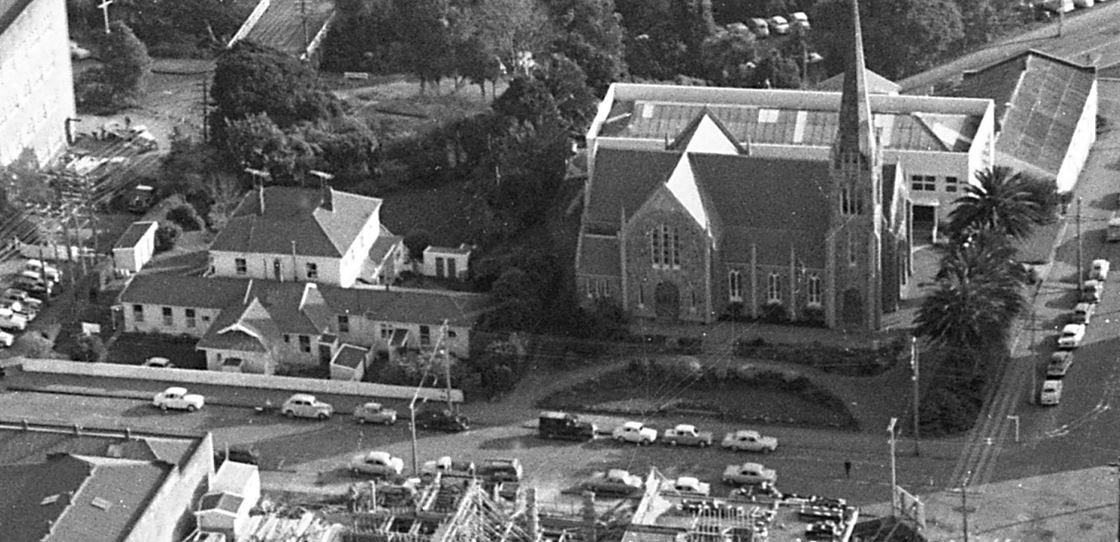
[650,224,680,269]
[728,270,742,302]
[767,273,781,303]
[848,230,858,265]
[807,274,822,306]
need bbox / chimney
[320,182,333,211]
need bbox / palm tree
[947,166,1058,240]
[935,230,1028,287]
[914,271,1025,353]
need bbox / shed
[421,244,472,280]
[195,461,260,540]
[330,343,371,381]
[112,221,158,274]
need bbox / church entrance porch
[653,281,680,322]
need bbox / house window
[273,258,281,280]
[380,325,394,340]
[202,315,211,323]
[910,175,936,191]
[161,307,173,326]
[650,224,680,269]
[235,258,247,275]
[133,304,144,323]
[185,308,196,328]
[306,262,318,279]
[848,230,858,265]
[944,176,961,193]
[283,334,290,343]
[637,284,645,307]
[298,335,311,353]
[420,325,431,346]
[766,273,781,303]
[448,330,457,338]
[728,270,742,302]
[807,274,822,306]
[338,315,349,333]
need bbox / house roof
[331,344,368,369]
[817,68,901,94]
[369,232,402,263]
[425,244,473,256]
[213,457,258,495]
[596,85,985,153]
[0,454,172,542]
[118,275,248,309]
[210,186,382,258]
[113,221,158,250]
[584,148,682,230]
[198,492,243,514]
[957,50,1096,175]
[196,297,277,353]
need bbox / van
[539,411,597,441]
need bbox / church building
[575,0,913,330]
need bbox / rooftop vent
[40,495,60,506]
[90,497,112,511]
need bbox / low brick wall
[18,358,462,407]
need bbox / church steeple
[836,0,875,162]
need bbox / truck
[538,411,597,441]
[661,424,714,447]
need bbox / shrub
[72,333,107,363]
[166,204,205,231]
[760,302,789,323]
[155,223,183,252]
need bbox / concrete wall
[210,250,343,286]
[123,433,214,542]
[0,0,75,167]
[21,357,463,402]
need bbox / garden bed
[734,335,907,376]
[537,360,858,430]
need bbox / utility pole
[888,417,898,516]
[1030,307,1037,404]
[300,0,310,53]
[1077,197,1084,292]
[200,77,209,142]
[911,337,920,457]
[98,0,113,34]
[1110,460,1120,542]
[408,321,451,475]
[1006,415,1020,443]
[961,472,971,542]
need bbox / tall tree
[543,0,627,92]
[100,21,152,106]
[672,0,717,73]
[947,166,1057,240]
[391,0,460,92]
[699,29,759,86]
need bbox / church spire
[836,0,875,161]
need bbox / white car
[281,393,333,420]
[612,421,657,445]
[1082,280,1103,303]
[1057,323,1086,349]
[0,330,13,347]
[142,357,174,368]
[349,451,404,477]
[721,429,779,453]
[663,476,711,496]
[1040,379,1063,406]
[582,469,644,495]
[420,456,476,480]
[1072,302,1095,325]
[24,261,61,283]
[767,15,789,34]
[152,387,204,412]
[353,402,397,424]
[0,309,27,331]
[1091,259,1110,280]
[722,462,778,486]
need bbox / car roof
[740,462,765,469]
[1050,351,1072,360]
[622,421,644,429]
[607,469,631,478]
[366,451,392,461]
[164,386,188,394]
[675,423,696,430]
[676,476,700,485]
[1061,323,1085,333]
[1074,302,1092,310]
[1042,379,1062,390]
[1093,259,1108,265]
[735,429,760,437]
[361,402,383,409]
[287,393,317,401]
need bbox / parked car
[1047,351,1074,378]
[1056,323,1086,349]
[789,11,810,29]
[414,407,470,432]
[663,476,711,496]
[353,402,397,424]
[24,260,61,283]
[2,288,41,312]
[152,387,204,412]
[1081,280,1103,303]
[662,424,714,447]
[0,330,13,347]
[350,451,405,477]
[214,444,261,467]
[722,462,778,486]
[420,456,476,481]
[478,458,523,483]
[0,309,28,331]
[612,421,657,445]
[582,469,643,496]
[722,430,779,453]
[69,40,92,60]
[13,276,51,298]
[538,410,597,441]
[1091,259,1110,280]
[142,357,174,368]
[747,18,770,38]
[1073,0,1094,7]
[1039,378,1063,406]
[0,300,34,323]
[767,15,790,34]
[125,184,156,214]
[1072,302,1095,325]
[281,394,333,420]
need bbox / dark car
[214,444,261,467]
[413,408,470,432]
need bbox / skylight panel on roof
[758,108,780,123]
[641,102,656,118]
[41,495,60,506]
[91,497,113,510]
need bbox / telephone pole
[888,417,898,516]
[1077,197,1083,292]
[911,337,920,457]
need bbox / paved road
[948,79,1120,495]
[0,388,961,507]
[899,2,1120,93]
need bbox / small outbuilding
[112,221,158,274]
[421,244,471,280]
[330,343,371,381]
[195,460,260,540]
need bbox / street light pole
[407,320,451,475]
[961,471,971,542]
[1110,460,1120,542]
[888,417,898,516]
[911,337,920,457]
[1077,196,1083,293]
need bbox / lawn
[108,332,207,369]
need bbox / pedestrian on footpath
[844,460,852,478]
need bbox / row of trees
[914,166,1059,434]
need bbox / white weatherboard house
[113,221,158,274]
[117,274,491,375]
[208,186,405,288]
[195,460,260,541]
